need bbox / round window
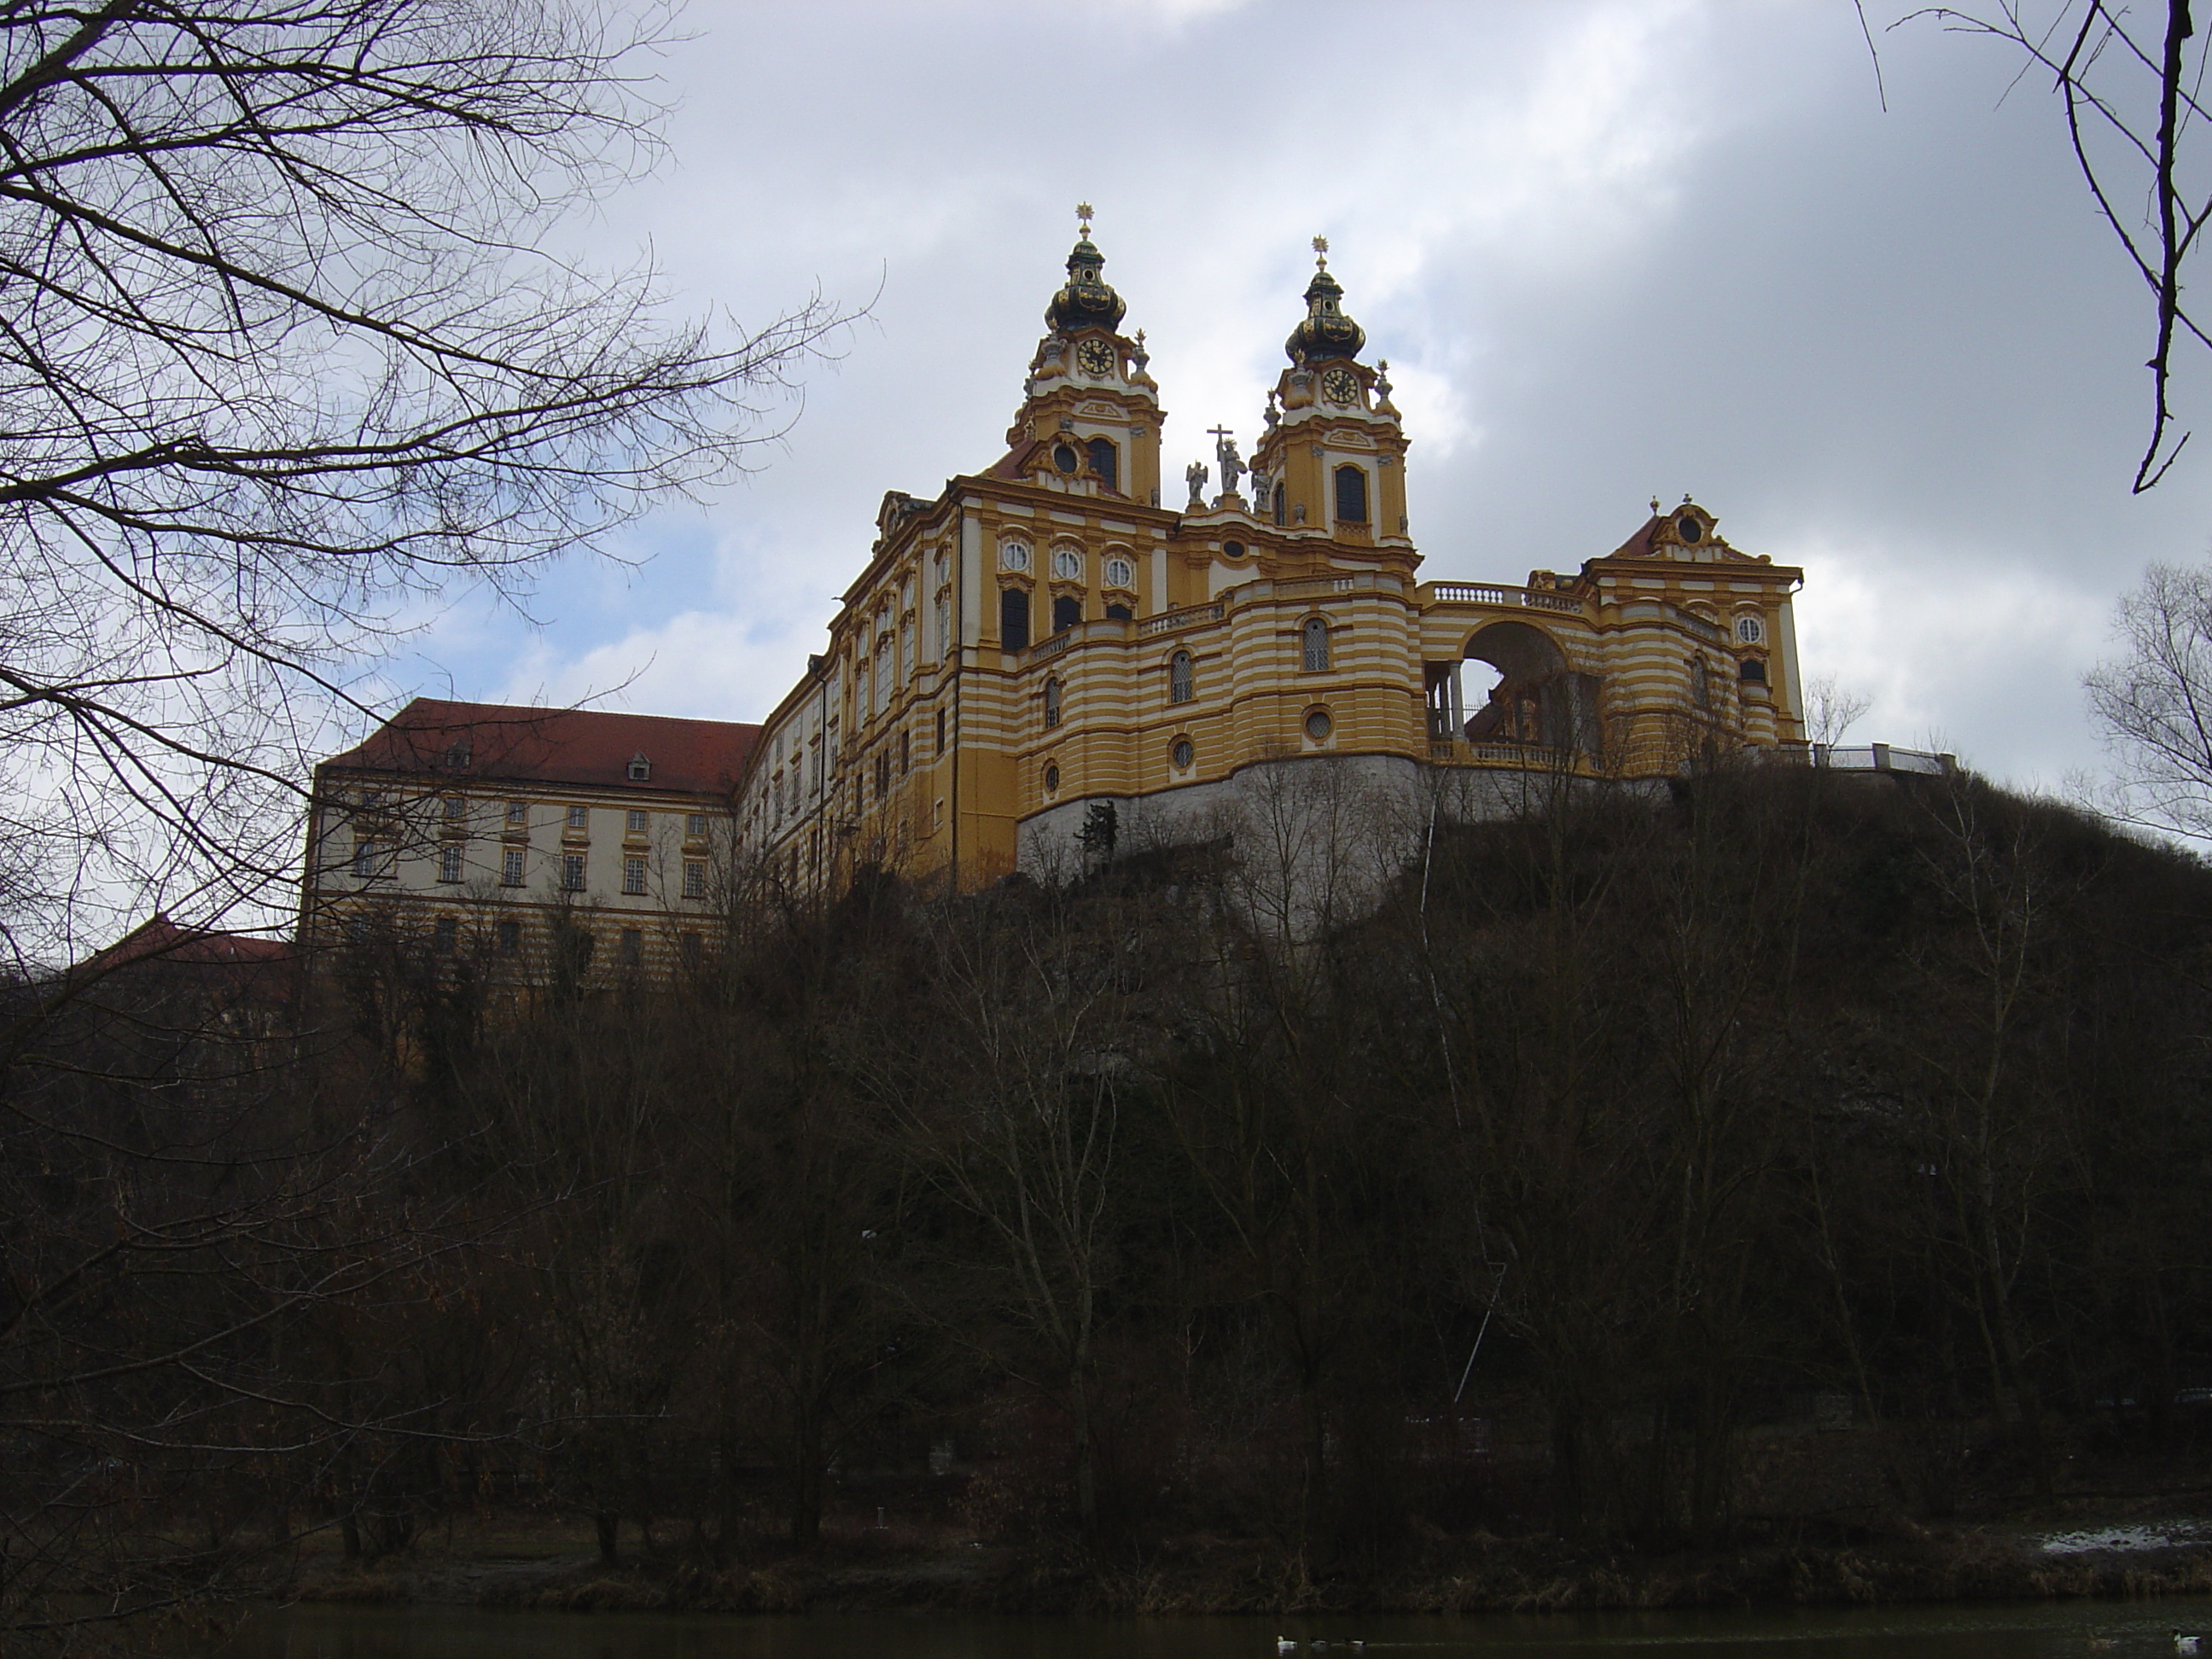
[1104,556,1134,588]
[1304,708,1333,742]
[1171,738,1194,771]
[1735,614,1764,644]
[1223,540,1246,560]
[1677,513,1702,544]
[1052,546,1083,579]
[999,540,1031,573]
[1044,762,1061,794]
[1053,443,1079,474]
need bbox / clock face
[1321,367,1359,406]
[1077,339,1115,378]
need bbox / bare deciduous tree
[0,0,847,969]
[2086,559,2212,840]
[1914,2,2206,488]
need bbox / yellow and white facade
[736,222,1809,893]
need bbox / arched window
[1169,649,1195,705]
[1044,678,1063,728]
[1301,615,1330,672]
[1334,464,1369,524]
[1053,594,1081,632]
[1690,655,1711,709]
[1000,587,1030,651]
[1086,436,1119,492]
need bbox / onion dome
[1284,236,1365,362]
[1045,207,1126,334]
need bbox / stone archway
[1440,620,1600,754]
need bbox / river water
[203,1596,2212,1659]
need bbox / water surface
[204,1595,2212,1659]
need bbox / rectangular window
[685,812,707,839]
[501,847,526,887]
[442,795,466,819]
[623,855,647,895]
[497,919,521,956]
[566,803,588,830]
[679,931,701,969]
[505,799,527,825]
[562,853,585,891]
[438,844,463,883]
[352,840,377,879]
[683,861,706,899]
[432,915,457,952]
[626,808,649,834]
[899,729,910,776]
[936,707,946,755]
[619,928,643,967]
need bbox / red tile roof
[989,439,1043,479]
[1608,513,1664,561]
[86,914,295,971]
[323,699,759,797]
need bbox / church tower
[1252,238,1412,555]
[1003,207,1165,508]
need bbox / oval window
[1304,708,1333,742]
[1678,514,1702,544]
[1052,545,1083,579]
[1223,540,1246,560]
[1052,443,1079,474]
[999,539,1031,573]
[1044,761,1061,793]
[1171,738,1194,771]
[1103,556,1134,588]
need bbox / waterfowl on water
[1277,1641,1297,1656]
[2174,1634,2199,1654]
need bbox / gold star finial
[1077,201,1093,236]
[1312,235,1330,267]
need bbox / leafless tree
[0,0,847,972]
[2086,558,2212,839]
[1912,2,2206,488]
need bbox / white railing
[1138,601,1225,637]
[1428,737,1585,770]
[1668,605,1726,643]
[1276,576,1356,599]
[1811,742,1955,777]
[1429,583,1581,614]
[1022,630,1077,663]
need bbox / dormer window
[1678,513,1703,544]
[445,740,470,769]
[627,753,650,782]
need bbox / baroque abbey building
[733,218,1807,891]
[301,220,1810,962]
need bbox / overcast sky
[398,0,2212,797]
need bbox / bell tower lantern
[1005,206,1166,507]
[1253,237,1410,548]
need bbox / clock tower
[1004,207,1165,507]
[1252,238,1411,553]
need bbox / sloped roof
[86,914,294,971]
[323,699,759,796]
[1608,513,1666,561]
[989,438,1044,479]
